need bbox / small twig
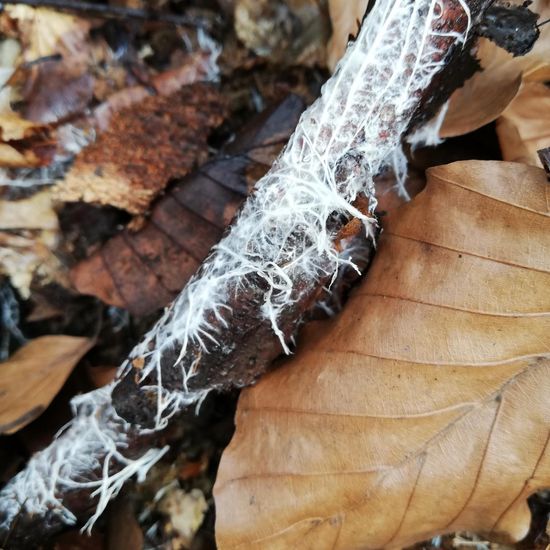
[0,0,214,28]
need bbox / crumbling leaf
[442,0,550,137]
[326,0,369,71]
[496,82,550,168]
[0,111,40,141]
[0,190,65,297]
[0,190,57,231]
[0,34,49,163]
[55,84,226,214]
[91,50,220,132]
[2,5,90,62]
[2,6,101,127]
[0,335,94,434]
[159,488,208,547]
[215,160,550,549]
[70,95,305,315]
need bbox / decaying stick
[0,0,497,545]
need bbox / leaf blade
[0,335,94,434]
[215,160,550,549]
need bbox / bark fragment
[55,84,226,214]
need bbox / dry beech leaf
[215,160,550,549]
[0,335,94,434]
[497,82,550,168]
[55,84,226,214]
[327,0,369,71]
[3,6,98,126]
[442,0,550,137]
[440,38,523,138]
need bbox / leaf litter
[0,1,549,549]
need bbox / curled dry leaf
[0,335,94,434]
[442,0,550,137]
[70,94,305,316]
[326,0,369,71]
[55,84,226,214]
[496,82,550,168]
[215,160,550,549]
[158,488,208,547]
[440,38,523,138]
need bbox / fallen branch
[0,0,497,545]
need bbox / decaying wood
[55,84,227,215]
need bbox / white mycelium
[0,0,470,533]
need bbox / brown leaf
[442,0,550,137]
[496,82,550,168]
[215,160,550,549]
[0,6,95,127]
[440,39,523,138]
[106,495,143,550]
[326,0,369,71]
[55,84,226,214]
[70,94,305,316]
[0,335,94,434]
[22,62,95,126]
